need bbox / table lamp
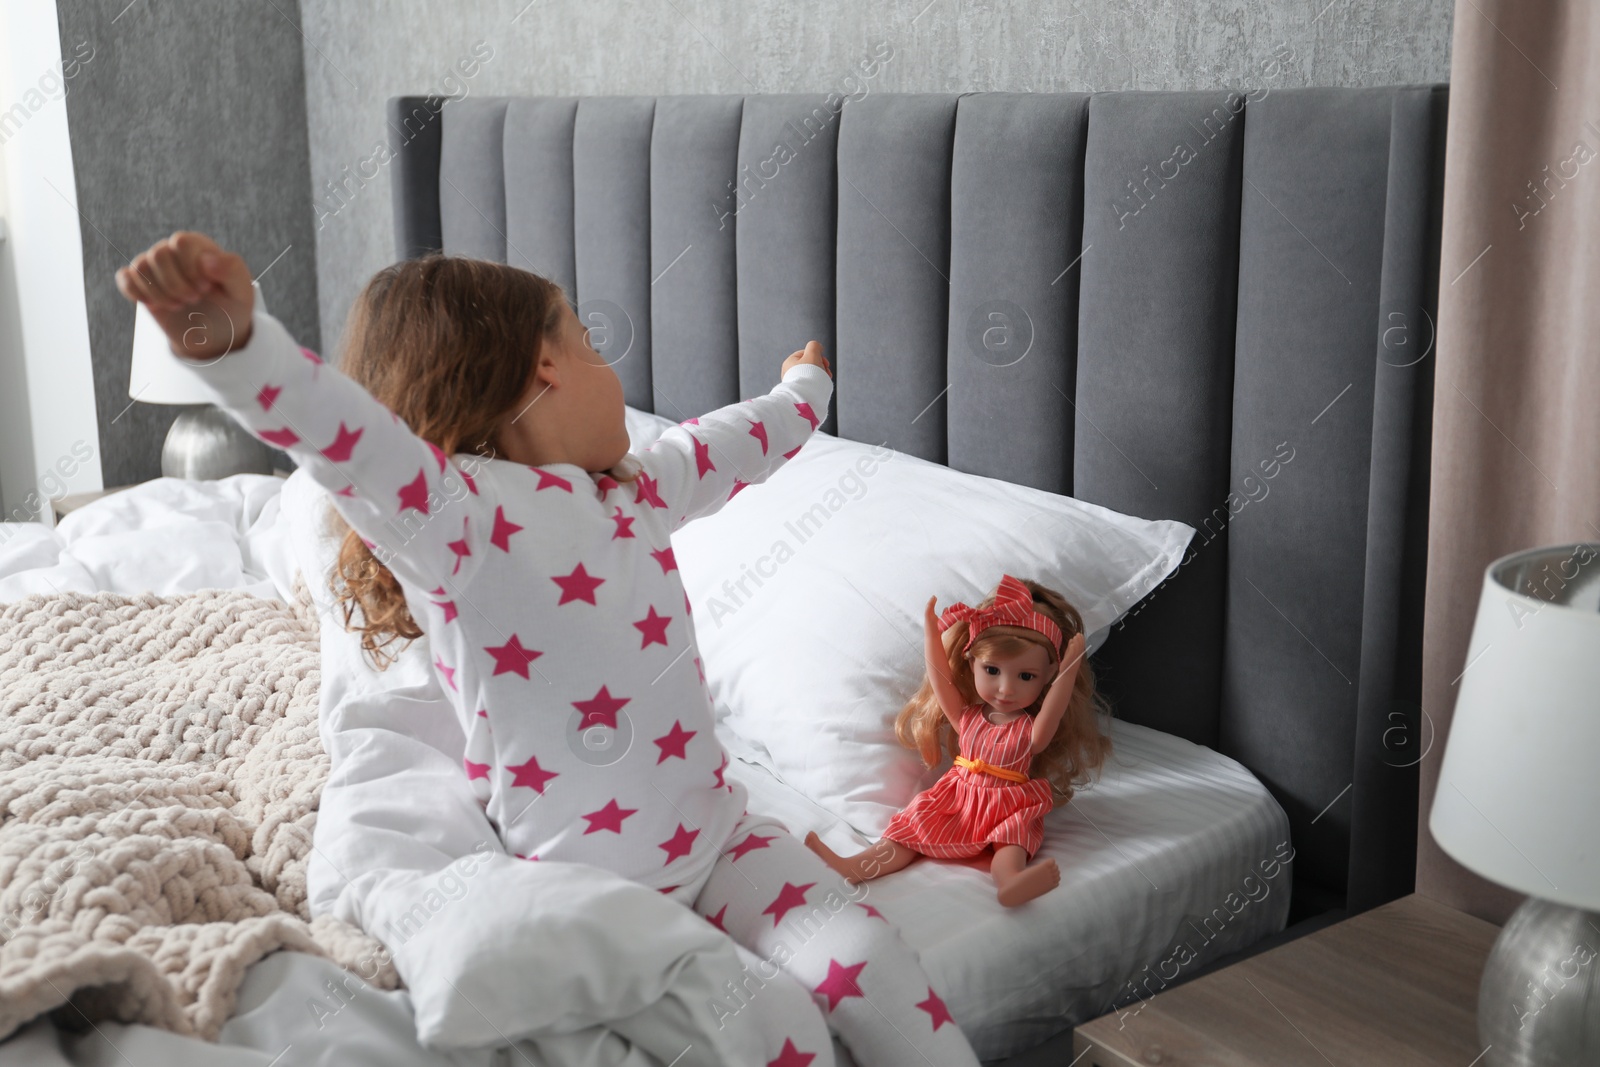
[1429,542,1600,1066]
[128,280,276,479]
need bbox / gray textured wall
[299,0,1452,357]
[58,0,320,487]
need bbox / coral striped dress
[883,704,1055,859]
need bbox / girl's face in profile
[967,638,1056,716]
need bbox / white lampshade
[128,281,263,405]
[1430,542,1600,911]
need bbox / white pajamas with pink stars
[186,308,979,1067]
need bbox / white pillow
[625,405,678,451]
[671,431,1194,837]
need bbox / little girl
[807,575,1112,907]
[117,233,981,1067]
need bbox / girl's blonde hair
[326,254,567,669]
[894,578,1113,802]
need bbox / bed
[0,84,1444,1065]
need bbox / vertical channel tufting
[388,96,446,260]
[439,98,510,262]
[1224,87,1394,909]
[1074,91,1246,749]
[947,92,1089,494]
[1346,86,1445,913]
[573,97,656,410]
[835,94,958,461]
[734,96,840,428]
[503,98,579,299]
[650,96,745,420]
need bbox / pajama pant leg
[692,814,981,1067]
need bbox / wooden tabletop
[1074,893,1502,1066]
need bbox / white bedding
[0,466,1290,1064]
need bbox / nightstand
[1073,893,1501,1066]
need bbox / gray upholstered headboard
[385,87,1445,925]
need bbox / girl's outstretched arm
[1031,632,1087,754]
[923,597,967,730]
[631,343,833,532]
[117,231,492,595]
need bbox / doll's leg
[803,831,918,884]
[990,843,1061,907]
[698,814,982,1067]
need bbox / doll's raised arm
[1031,632,1087,754]
[923,597,968,730]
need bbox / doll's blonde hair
[894,578,1113,803]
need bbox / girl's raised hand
[115,231,255,363]
[781,341,831,379]
[1057,632,1087,678]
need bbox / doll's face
[967,640,1056,714]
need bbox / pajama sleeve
[177,307,492,593]
[632,362,833,532]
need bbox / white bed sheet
[723,716,1293,1060]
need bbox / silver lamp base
[1480,895,1600,1065]
[160,404,276,480]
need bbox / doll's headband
[938,574,1064,658]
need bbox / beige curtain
[1419,0,1600,924]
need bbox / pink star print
[506,754,559,793]
[747,419,769,454]
[425,440,449,472]
[533,467,573,492]
[464,759,489,781]
[447,521,471,574]
[335,484,355,498]
[705,904,728,932]
[486,634,542,678]
[299,346,322,365]
[659,824,700,864]
[573,685,629,730]
[633,606,671,648]
[728,479,749,500]
[856,902,888,922]
[634,471,667,509]
[256,384,281,412]
[916,987,956,1030]
[767,1040,816,1067]
[434,655,457,691]
[321,422,363,462]
[695,655,705,684]
[730,832,775,861]
[783,444,803,460]
[692,435,716,478]
[711,751,728,790]
[795,401,819,430]
[582,799,637,834]
[432,597,458,623]
[460,466,477,495]
[610,507,635,539]
[650,546,677,574]
[594,474,618,499]
[681,417,700,426]
[260,427,300,449]
[814,959,867,1011]
[552,563,604,605]
[762,882,813,926]
[398,469,431,515]
[490,506,523,552]
[653,720,696,763]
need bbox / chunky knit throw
[0,585,399,1042]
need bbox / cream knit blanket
[0,585,400,1042]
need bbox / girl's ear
[533,345,562,389]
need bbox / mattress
[724,715,1293,1060]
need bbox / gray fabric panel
[388,96,445,260]
[503,97,579,298]
[573,97,656,409]
[439,97,509,261]
[1073,92,1246,750]
[734,95,840,432]
[1223,87,1396,905]
[1347,86,1445,913]
[649,96,744,420]
[946,93,1089,494]
[835,94,959,460]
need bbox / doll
[806,574,1113,907]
